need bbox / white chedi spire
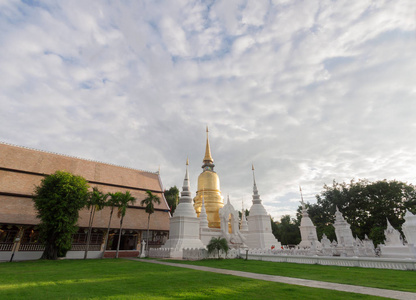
[246,164,281,249]
[252,164,262,205]
[181,157,192,201]
[172,158,197,217]
[199,196,209,229]
[160,158,205,256]
[249,165,267,215]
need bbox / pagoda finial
[251,164,261,204]
[202,126,214,167]
[299,186,305,208]
[252,164,256,186]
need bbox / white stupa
[334,206,355,247]
[298,187,320,249]
[384,219,403,246]
[402,210,416,245]
[160,159,205,257]
[245,165,281,249]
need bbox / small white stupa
[298,186,321,249]
[334,207,355,247]
[245,165,281,250]
[379,218,416,259]
[402,210,416,245]
[161,159,205,258]
[384,219,403,247]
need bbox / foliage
[0,260,387,300]
[207,237,229,259]
[33,171,89,259]
[238,209,249,220]
[273,215,301,245]
[301,179,416,246]
[102,191,125,254]
[114,191,136,258]
[164,186,179,214]
[84,187,108,259]
[141,190,161,255]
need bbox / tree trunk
[84,206,96,259]
[146,214,150,257]
[101,206,114,259]
[116,216,124,259]
[41,233,59,260]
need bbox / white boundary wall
[246,252,416,270]
[0,251,102,261]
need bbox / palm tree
[207,237,229,259]
[115,191,136,258]
[101,192,122,258]
[84,187,108,259]
[140,191,160,257]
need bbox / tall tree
[33,171,89,260]
[306,179,416,246]
[274,215,301,246]
[115,191,136,258]
[84,187,108,259]
[102,192,122,258]
[207,237,229,259]
[164,186,179,214]
[140,191,160,256]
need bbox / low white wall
[0,251,102,261]
[246,252,416,270]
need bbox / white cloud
[1,0,416,220]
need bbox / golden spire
[203,126,214,165]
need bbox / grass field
[0,259,387,299]
[166,258,416,293]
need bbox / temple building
[0,142,170,261]
[155,129,281,258]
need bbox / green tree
[207,237,229,259]
[140,191,160,256]
[84,187,108,259]
[275,215,301,245]
[33,171,89,260]
[238,209,249,220]
[102,192,122,258]
[115,191,136,258]
[164,186,179,214]
[306,179,416,246]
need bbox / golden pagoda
[193,127,224,228]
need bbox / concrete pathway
[132,259,416,300]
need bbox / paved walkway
[132,259,416,300]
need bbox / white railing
[19,244,45,251]
[0,243,13,251]
[246,252,416,270]
[182,248,240,260]
[149,248,171,258]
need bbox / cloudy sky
[1,0,416,220]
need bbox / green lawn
[165,258,416,293]
[0,259,385,299]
